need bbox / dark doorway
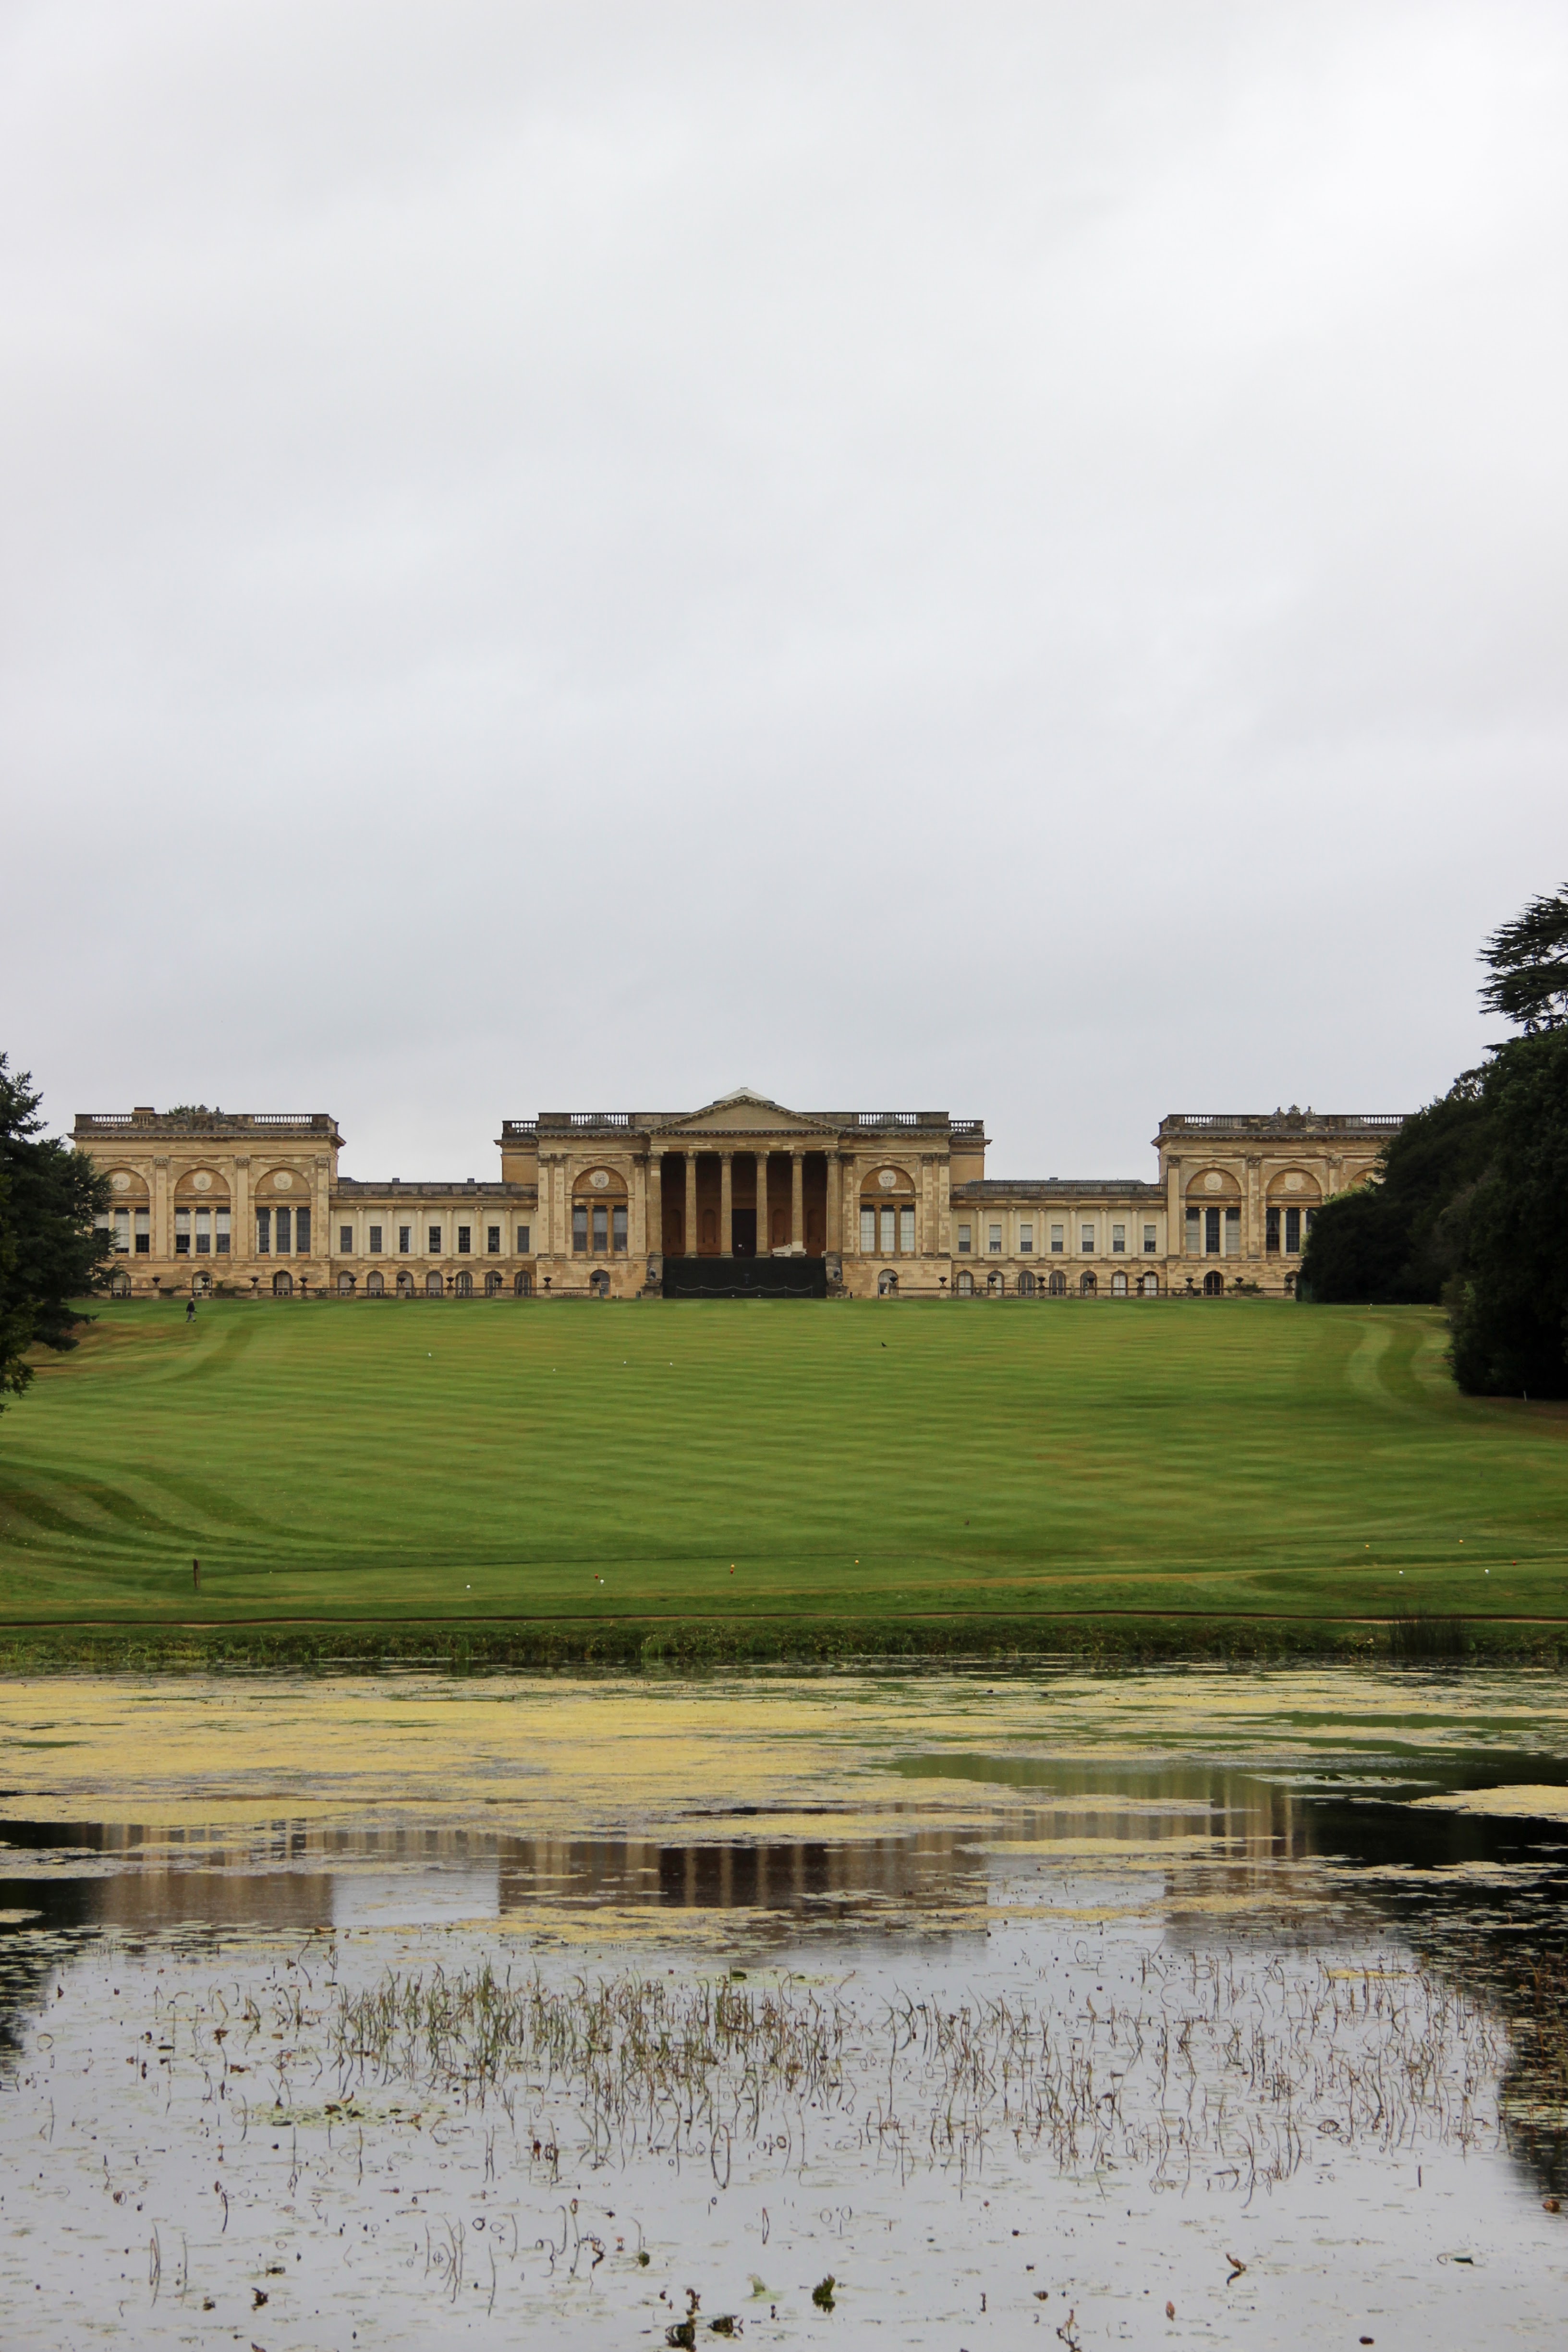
[732,1209,757,1256]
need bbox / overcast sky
[4,3,1564,1181]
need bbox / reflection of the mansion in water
[75,1092,1400,1303]
[0,1768,1427,1942]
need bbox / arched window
[1203,1270,1224,1297]
[110,1270,132,1297]
[337,1272,355,1295]
[192,1271,212,1296]
[877,1268,898,1296]
[1111,1271,1128,1296]
[425,1271,444,1297]
[514,1270,533,1297]
[366,1269,385,1296]
[1047,1270,1066,1297]
[589,1268,610,1297]
[272,1270,294,1297]
[454,1270,473,1297]
[484,1270,503,1296]
[956,1269,973,1295]
[987,1270,1005,1295]
[1140,1272,1159,1296]
[1079,1270,1096,1296]
[1017,1269,1037,1297]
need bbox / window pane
[457,1226,471,1254]
[175,1208,190,1256]
[1266,1207,1280,1252]
[295,1209,310,1253]
[487,1226,500,1253]
[516,1224,530,1253]
[278,1207,293,1252]
[399,1225,412,1253]
[1018,1224,1033,1251]
[899,1205,914,1254]
[112,1208,130,1252]
[612,1205,628,1252]
[1286,1205,1301,1253]
[369,1225,382,1253]
[1143,1224,1156,1252]
[1081,1225,1094,1252]
[194,1209,211,1255]
[340,1225,352,1252]
[592,1205,608,1252]
[256,1208,271,1255]
[1050,1224,1063,1252]
[1204,1206,1220,1254]
[1185,1209,1201,1256]
[880,1206,896,1254]
[427,1225,440,1253]
[215,1211,229,1255]
[1111,1224,1125,1252]
[1224,1206,1241,1256]
[860,1207,875,1252]
[957,1223,971,1253]
[572,1206,588,1252]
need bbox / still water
[0,1667,1564,2347]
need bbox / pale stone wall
[73,1095,1398,1303]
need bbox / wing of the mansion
[74,1090,1400,1301]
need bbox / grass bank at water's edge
[1,1296,1565,1668]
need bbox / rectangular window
[486,1226,500,1254]
[194,1208,211,1255]
[1081,1224,1094,1253]
[612,1204,628,1253]
[340,1225,353,1253]
[426,1224,440,1254]
[861,1206,875,1252]
[174,1208,191,1256]
[1225,1205,1241,1256]
[899,1205,915,1254]
[1019,1224,1033,1252]
[295,1208,310,1253]
[988,1224,1003,1253]
[572,1205,588,1253]
[1265,1206,1280,1254]
[1111,1224,1125,1254]
[516,1224,530,1254]
[1143,1224,1156,1253]
[880,1206,896,1255]
[256,1207,272,1255]
[369,1224,382,1254]
[1050,1224,1063,1253]
[1204,1205,1221,1255]
[277,1206,292,1253]
[112,1208,131,1253]
[215,1210,229,1255]
[457,1225,471,1254]
[957,1223,972,1253]
[1186,1207,1201,1256]
[398,1224,412,1254]
[592,1204,608,1254]
[1285,1205,1301,1253]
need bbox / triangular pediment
[656,1090,839,1138]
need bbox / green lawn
[0,1296,1564,1634]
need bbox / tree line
[1301,886,1568,1397]
[0,1057,110,1413]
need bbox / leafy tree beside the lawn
[0,1055,112,1411]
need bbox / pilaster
[720,1152,734,1255]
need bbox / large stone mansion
[74,1090,1400,1301]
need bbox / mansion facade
[74,1091,1400,1302]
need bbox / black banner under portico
[660,1255,827,1299]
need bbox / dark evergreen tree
[1298,1076,1492,1304]
[1479,884,1568,1033]
[0,1056,112,1411]
[1449,1029,1568,1398]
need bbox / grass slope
[0,1298,1564,1649]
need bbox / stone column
[825,1152,840,1252]
[685,1154,698,1257]
[937,1156,951,1256]
[756,1151,769,1255]
[153,1155,170,1261]
[790,1151,804,1250]
[1167,1157,1183,1262]
[233,1155,250,1274]
[647,1153,662,1256]
[720,1153,734,1255]
[1245,1155,1262,1258]
[315,1154,330,1270]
